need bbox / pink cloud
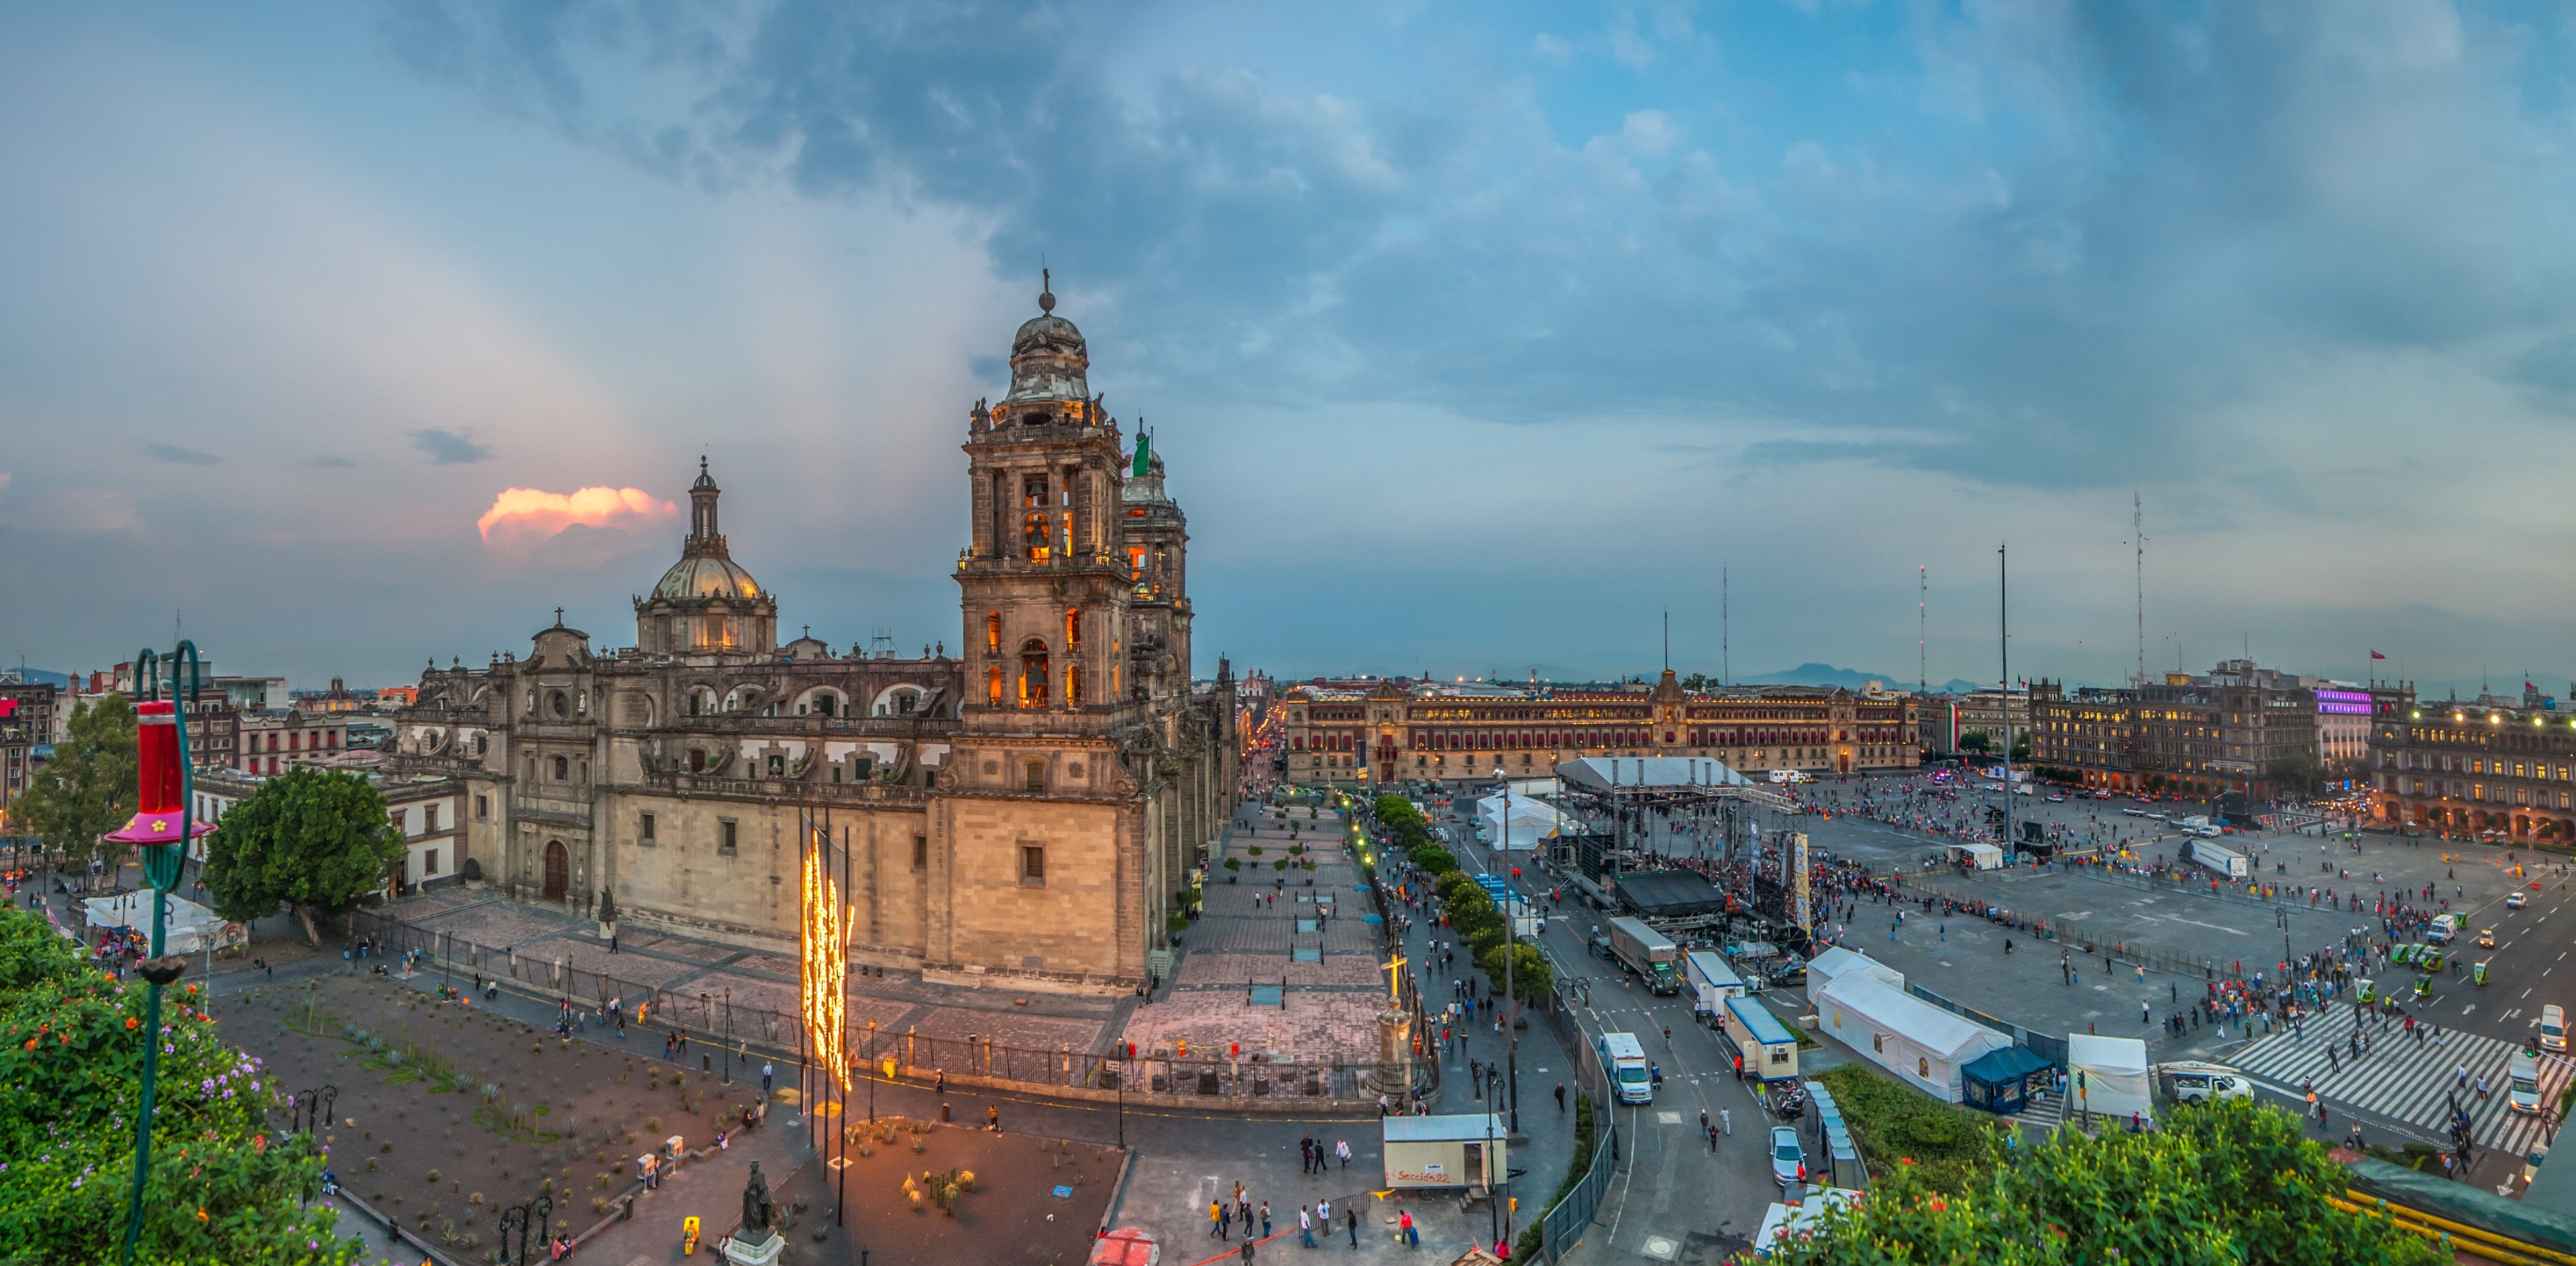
[476,486,677,546]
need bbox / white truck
[2183,839,2248,880]
[1598,1031,1654,1104]
[2175,814,2222,839]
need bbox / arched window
[1019,640,1050,708]
[1025,761,1046,792]
[1067,662,1084,706]
[551,755,568,780]
[986,611,1000,655]
[1024,512,1051,562]
[1065,607,1081,649]
[987,664,1004,706]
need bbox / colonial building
[0,677,58,820]
[2367,683,2576,843]
[381,285,1236,993]
[1279,670,1917,787]
[2029,661,2335,798]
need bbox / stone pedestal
[723,1229,784,1266]
[1366,1006,1413,1097]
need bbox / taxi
[2477,929,2498,949]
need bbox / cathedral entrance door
[543,840,568,902]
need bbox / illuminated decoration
[800,827,849,1092]
[2315,690,2372,717]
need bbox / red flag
[2369,650,2385,660]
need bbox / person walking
[1219,1201,1233,1241]
[1347,1207,1359,1248]
[1318,1197,1330,1230]
[762,1062,773,1097]
[1211,1200,1224,1239]
[1399,1210,1417,1247]
[1555,1082,1566,1112]
[1336,1138,1352,1170]
[1260,1201,1272,1238]
[1300,1205,1315,1248]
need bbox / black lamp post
[496,1192,553,1266]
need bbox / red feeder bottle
[107,700,207,848]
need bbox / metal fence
[345,908,1412,1107]
[1536,1000,1620,1264]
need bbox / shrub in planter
[1223,857,1241,872]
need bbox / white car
[2046,794,2066,802]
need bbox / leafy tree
[10,693,137,890]
[1477,942,1552,1001]
[2010,739,2031,763]
[1407,846,1457,876]
[0,902,356,1263]
[1766,1095,2440,1266]
[202,768,405,947]
[1957,731,1994,754]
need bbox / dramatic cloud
[410,427,494,464]
[144,443,219,466]
[476,485,678,547]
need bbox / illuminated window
[1068,662,1085,705]
[1020,640,1050,708]
[1024,513,1051,562]
[1022,474,1049,507]
[987,664,1004,706]
[1066,607,1081,649]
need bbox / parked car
[1770,1126,1807,1189]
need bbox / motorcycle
[1775,1088,1809,1119]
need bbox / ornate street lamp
[496,1192,554,1266]
[113,643,210,1264]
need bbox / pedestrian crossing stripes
[2233,1020,2569,1158]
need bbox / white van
[2510,1053,2544,1116]
[1599,1032,1654,1104]
[2158,1061,2253,1105]
[2544,1005,2567,1053]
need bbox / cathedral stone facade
[387,286,1235,993]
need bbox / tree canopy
[0,902,356,1263]
[9,693,137,886]
[1764,1095,2440,1266]
[202,768,405,947]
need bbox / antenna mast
[1919,566,1927,695]
[1722,568,1729,686]
[2134,493,2146,686]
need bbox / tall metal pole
[1495,766,1517,1141]
[798,811,811,1153]
[2000,545,2012,855]
[838,815,849,1227]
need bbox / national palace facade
[1279,670,1918,787]
[380,285,1236,993]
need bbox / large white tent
[1805,946,1904,1009]
[1815,975,2012,1104]
[82,891,231,955]
[1475,791,1566,849]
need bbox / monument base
[722,1229,784,1266]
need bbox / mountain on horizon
[1733,663,1994,694]
[0,667,70,688]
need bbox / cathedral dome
[1004,274,1090,403]
[652,553,763,600]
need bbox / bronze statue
[741,1161,775,1239]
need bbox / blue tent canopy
[1960,1045,2053,1115]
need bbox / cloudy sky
[5,1,2574,696]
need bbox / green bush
[1477,943,1552,1000]
[1519,1090,1597,1261]
[0,903,358,1263]
[1766,1094,2441,1265]
[1408,847,1458,876]
[1222,857,1241,872]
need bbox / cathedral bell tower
[955,274,1136,731]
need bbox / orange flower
[125,1017,138,1029]
[20,1039,32,1051]
[252,1135,266,1154]
[195,1207,208,1222]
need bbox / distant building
[2366,682,2576,843]
[2029,661,2326,800]
[234,711,350,776]
[0,677,58,822]
[1279,669,1918,787]
[295,677,375,713]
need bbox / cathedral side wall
[597,790,928,951]
[936,794,1134,983]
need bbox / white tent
[1815,976,2012,1104]
[83,891,231,955]
[1805,946,1904,1009]
[1476,792,1566,849]
[2065,1035,2155,1124]
[1948,843,2004,870]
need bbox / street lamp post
[1495,768,1519,1138]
